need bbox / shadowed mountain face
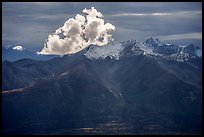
[2,39,202,135]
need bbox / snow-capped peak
[12,45,24,51]
[84,38,201,62]
[3,45,25,51]
[84,41,124,60]
[144,37,162,47]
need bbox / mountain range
[2,38,202,135]
[2,45,57,62]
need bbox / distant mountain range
[2,38,202,135]
[2,45,57,62]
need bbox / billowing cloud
[38,7,115,55]
[12,45,24,51]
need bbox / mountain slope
[2,38,202,135]
[2,58,123,134]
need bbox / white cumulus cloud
[38,7,115,55]
[12,45,24,51]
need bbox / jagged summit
[84,38,201,62]
[144,37,162,47]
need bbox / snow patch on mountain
[131,40,162,56]
[84,42,124,60]
[195,49,202,57]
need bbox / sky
[2,2,202,51]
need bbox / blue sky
[2,2,202,51]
